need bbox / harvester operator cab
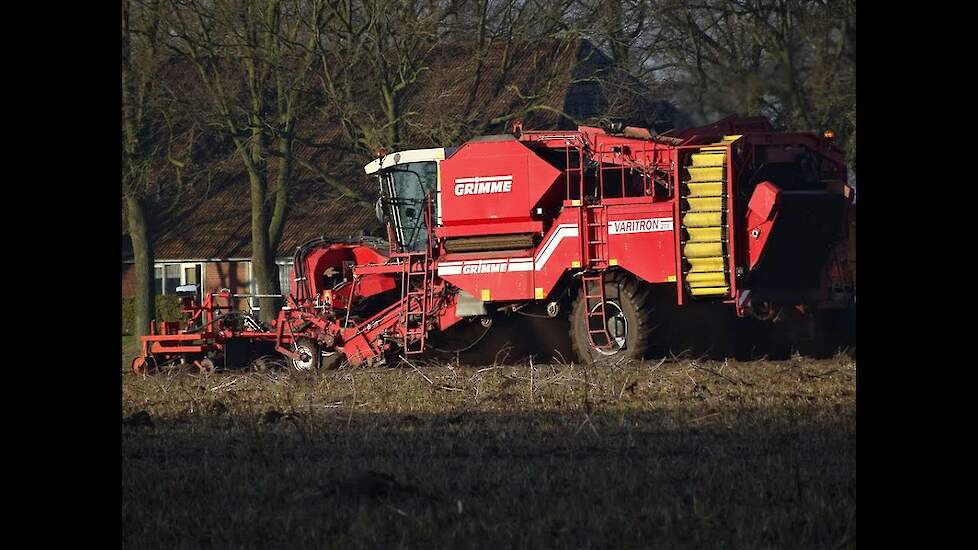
[364,148,453,253]
[381,161,436,252]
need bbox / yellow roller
[683,211,722,227]
[684,242,723,258]
[686,227,722,242]
[687,197,724,211]
[685,272,727,286]
[687,256,725,272]
[689,286,730,296]
[681,140,734,299]
[687,182,724,197]
[687,166,724,182]
[691,153,726,167]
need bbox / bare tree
[165,0,328,322]
[122,0,170,337]
[643,0,855,166]
[315,0,468,156]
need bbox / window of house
[278,261,293,298]
[245,261,293,311]
[154,262,203,300]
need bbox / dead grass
[122,355,856,549]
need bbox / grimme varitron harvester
[133,115,855,372]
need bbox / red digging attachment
[131,287,283,374]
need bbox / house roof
[122,38,679,263]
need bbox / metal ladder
[580,155,614,350]
[583,204,609,268]
[398,252,431,354]
[581,272,613,349]
[564,143,585,200]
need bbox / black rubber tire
[569,271,654,365]
[291,337,321,371]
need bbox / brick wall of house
[204,261,253,311]
[121,260,254,310]
[204,261,244,292]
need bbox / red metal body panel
[604,199,678,285]
[438,260,535,301]
[745,181,781,269]
[438,140,562,230]
[436,206,582,302]
[293,244,388,298]
[434,220,543,238]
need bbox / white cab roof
[363,148,446,175]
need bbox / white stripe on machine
[608,217,674,234]
[435,223,579,275]
[534,224,578,270]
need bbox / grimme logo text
[454,175,513,196]
[461,263,508,274]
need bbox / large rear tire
[570,272,654,365]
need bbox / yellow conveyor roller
[686,227,722,242]
[681,139,734,299]
[684,242,723,258]
[685,272,727,287]
[687,166,724,182]
[691,152,726,167]
[683,212,722,227]
[687,182,724,197]
[687,197,724,212]
[689,286,730,296]
[687,256,726,272]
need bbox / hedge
[121,295,184,335]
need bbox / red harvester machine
[133,115,855,372]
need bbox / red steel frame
[132,290,282,373]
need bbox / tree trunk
[251,246,281,324]
[246,158,282,324]
[127,194,155,338]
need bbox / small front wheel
[291,337,321,371]
[131,355,157,375]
